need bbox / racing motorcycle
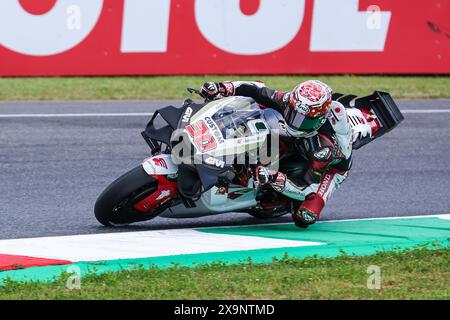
[94,89,404,226]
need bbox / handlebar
[187,87,204,98]
[186,87,217,103]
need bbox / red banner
[0,0,448,76]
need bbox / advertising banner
[0,0,448,75]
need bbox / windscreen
[212,108,262,139]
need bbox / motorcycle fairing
[158,184,258,218]
[141,102,204,154]
[332,91,404,150]
[133,174,177,213]
[142,154,178,175]
[182,96,272,158]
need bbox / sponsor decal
[204,117,217,129]
[205,156,225,168]
[186,120,217,152]
[152,157,168,169]
[205,117,224,144]
[296,104,310,114]
[1,2,447,76]
[156,189,171,201]
[314,148,330,161]
[318,173,332,197]
[181,107,193,123]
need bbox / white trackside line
[0,229,324,262]
[401,109,450,113]
[320,213,450,222]
[0,110,449,118]
[0,113,154,118]
[198,213,450,230]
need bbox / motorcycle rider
[200,80,353,228]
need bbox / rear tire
[94,166,162,226]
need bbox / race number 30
[186,120,217,153]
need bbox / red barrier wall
[0,0,448,76]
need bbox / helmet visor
[283,108,325,133]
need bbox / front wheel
[94,166,163,226]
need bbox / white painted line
[401,109,450,113]
[198,213,450,230]
[320,213,450,223]
[0,229,324,262]
[0,113,154,118]
[0,109,449,118]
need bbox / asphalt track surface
[1,99,449,239]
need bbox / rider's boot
[291,194,324,228]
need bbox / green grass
[1,248,448,300]
[0,76,448,101]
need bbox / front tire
[94,166,162,226]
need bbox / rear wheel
[94,166,163,226]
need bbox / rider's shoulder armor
[326,101,353,159]
[328,101,349,135]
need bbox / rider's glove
[200,82,223,100]
[256,166,289,193]
[256,166,277,185]
[256,166,270,184]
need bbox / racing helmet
[283,80,332,137]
